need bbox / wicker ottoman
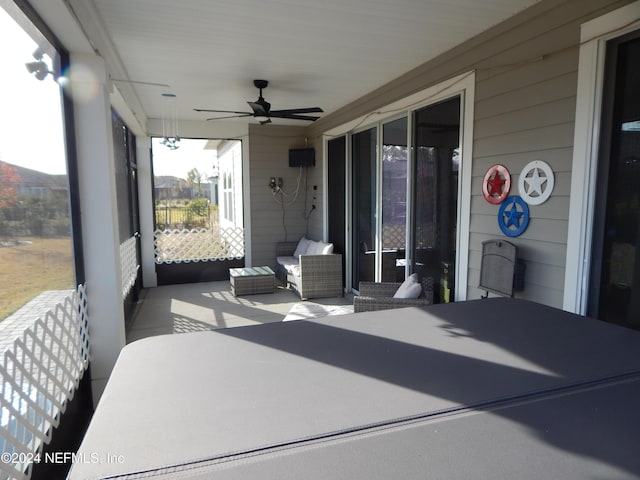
[229,266,275,296]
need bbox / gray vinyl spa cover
[68,298,640,479]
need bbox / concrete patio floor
[126,281,353,344]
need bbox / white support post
[136,136,158,287]
[70,53,126,405]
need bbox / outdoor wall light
[25,60,53,81]
[25,47,56,81]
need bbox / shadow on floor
[127,280,352,343]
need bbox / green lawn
[0,237,74,321]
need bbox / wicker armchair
[353,276,434,313]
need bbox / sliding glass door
[588,32,640,329]
[412,97,461,302]
[348,96,461,301]
[382,118,408,282]
[352,118,409,288]
[352,127,377,288]
[328,136,347,287]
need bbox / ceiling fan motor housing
[253,79,269,89]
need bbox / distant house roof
[1,161,68,192]
[153,175,184,189]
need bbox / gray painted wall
[306,0,634,309]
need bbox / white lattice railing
[0,286,89,480]
[154,227,244,264]
[120,235,139,297]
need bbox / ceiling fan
[194,79,323,125]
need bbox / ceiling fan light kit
[194,79,323,124]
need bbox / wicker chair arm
[299,254,342,275]
[358,282,401,297]
[297,254,343,300]
[354,296,429,313]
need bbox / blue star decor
[498,196,530,237]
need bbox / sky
[0,6,67,175]
[151,138,217,180]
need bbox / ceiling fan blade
[205,113,253,121]
[269,107,323,115]
[194,108,252,115]
[270,113,321,122]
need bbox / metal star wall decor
[482,164,511,204]
[498,196,530,237]
[518,160,554,205]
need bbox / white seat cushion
[276,256,298,267]
[276,256,300,276]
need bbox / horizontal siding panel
[474,97,576,140]
[475,71,578,121]
[521,287,564,309]
[250,209,306,229]
[475,47,578,101]
[470,214,567,244]
[520,261,566,291]
[529,195,570,219]
[473,122,575,158]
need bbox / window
[218,140,242,227]
[223,171,234,223]
[0,2,77,321]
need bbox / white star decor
[518,160,554,205]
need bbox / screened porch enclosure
[151,138,245,285]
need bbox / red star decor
[482,164,511,204]
[487,173,506,196]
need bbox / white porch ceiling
[66,0,541,127]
